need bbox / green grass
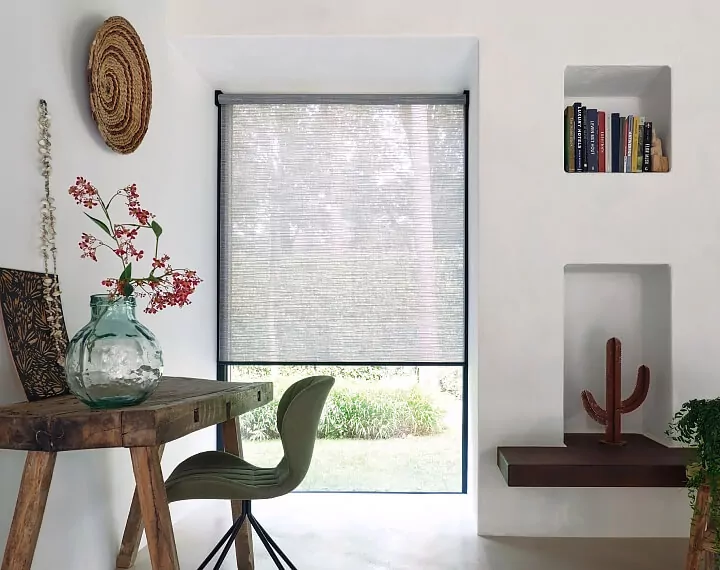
[241,430,462,493]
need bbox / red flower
[71,177,202,312]
[121,184,155,225]
[143,269,202,314]
[79,233,99,261]
[69,177,101,209]
[114,226,139,240]
[112,225,144,263]
[152,254,170,269]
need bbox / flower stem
[97,198,125,268]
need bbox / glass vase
[65,294,163,408]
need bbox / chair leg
[248,519,285,570]
[198,501,249,570]
[248,514,297,570]
[199,501,300,570]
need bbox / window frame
[214,90,470,494]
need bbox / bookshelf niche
[564,65,671,173]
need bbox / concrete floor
[134,494,688,569]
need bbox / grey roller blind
[218,95,467,363]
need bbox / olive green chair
[165,375,335,570]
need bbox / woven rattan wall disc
[87,16,152,154]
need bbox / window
[217,93,468,492]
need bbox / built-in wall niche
[563,264,671,442]
[563,65,671,173]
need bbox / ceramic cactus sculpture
[580,337,651,445]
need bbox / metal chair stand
[198,500,298,570]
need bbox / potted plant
[667,399,720,560]
[64,177,201,409]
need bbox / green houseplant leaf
[84,213,112,237]
[667,398,720,563]
[118,263,134,296]
[119,263,132,282]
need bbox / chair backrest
[276,375,335,489]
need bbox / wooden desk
[0,376,273,570]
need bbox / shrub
[439,369,463,400]
[231,365,387,385]
[238,386,445,441]
[239,399,280,440]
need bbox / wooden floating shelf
[497,433,695,488]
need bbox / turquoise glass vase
[65,294,163,408]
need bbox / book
[564,107,569,172]
[630,115,640,172]
[564,106,576,172]
[570,113,576,171]
[598,111,606,173]
[610,113,621,172]
[587,109,598,172]
[621,117,628,172]
[581,106,588,172]
[573,102,583,172]
[635,117,645,172]
[605,112,611,172]
[626,116,634,173]
[642,121,652,172]
[563,104,662,173]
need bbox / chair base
[197,500,298,570]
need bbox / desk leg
[117,444,165,568]
[1,451,56,570]
[222,418,254,570]
[130,446,179,570]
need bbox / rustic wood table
[0,376,273,570]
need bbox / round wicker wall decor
[87,16,152,154]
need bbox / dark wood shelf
[497,433,695,488]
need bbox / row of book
[564,103,656,173]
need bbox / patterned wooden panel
[0,268,70,400]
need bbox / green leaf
[151,221,163,238]
[119,263,132,282]
[84,213,112,237]
[122,282,134,297]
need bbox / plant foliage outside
[239,385,445,441]
[236,365,462,492]
[666,398,720,561]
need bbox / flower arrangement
[69,177,201,313]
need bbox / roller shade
[218,94,467,363]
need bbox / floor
[134,494,688,570]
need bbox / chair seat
[165,451,289,503]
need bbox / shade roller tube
[219,98,467,363]
[216,93,468,106]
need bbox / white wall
[0,2,215,568]
[168,0,720,538]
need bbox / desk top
[0,377,273,452]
